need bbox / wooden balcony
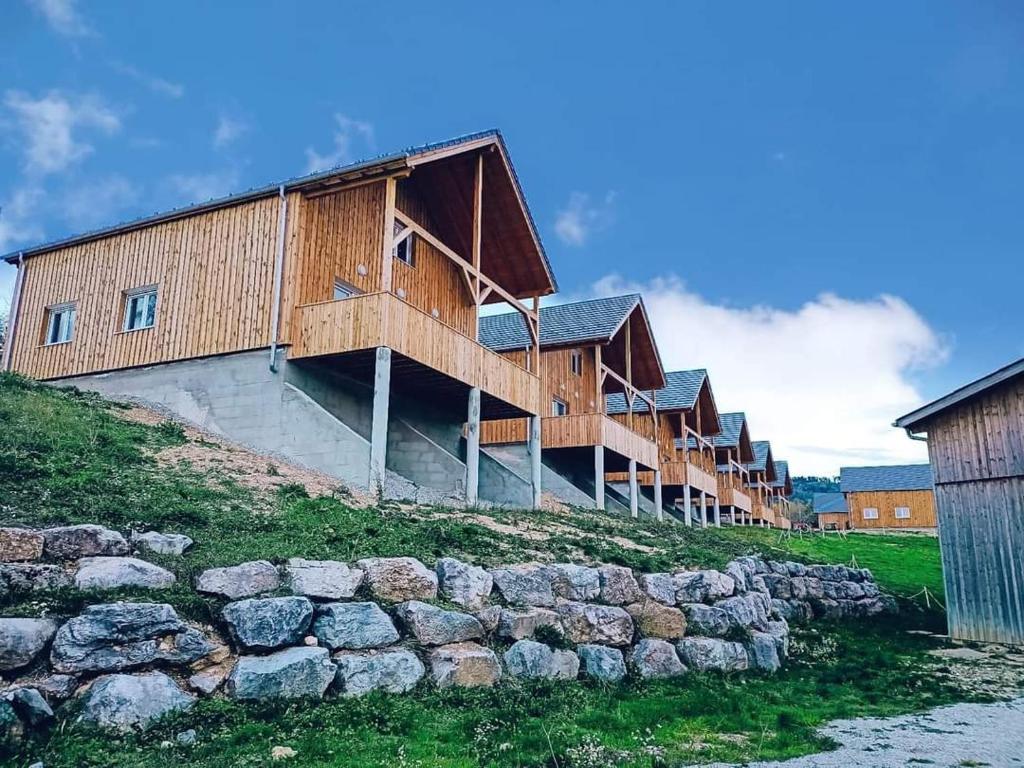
[718,483,752,513]
[632,460,717,496]
[292,292,540,417]
[544,413,659,470]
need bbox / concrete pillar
[528,415,542,509]
[700,491,708,529]
[594,446,605,511]
[654,470,663,522]
[628,459,639,519]
[465,387,480,506]
[713,497,721,528]
[683,485,692,527]
[369,346,392,493]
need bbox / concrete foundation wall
[478,448,536,508]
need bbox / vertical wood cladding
[846,489,937,528]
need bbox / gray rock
[681,604,731,637]
[227,647,335,700]
[0,563,73,595]
[810,597,843,620]
[862,582,880,598]
[332,649,425,696]
[74,557,176,590]
[557,602,634,646]
[285,558,364,601]
[769,561,789,576]
[503,640,579,680]
[640,572,679,605]
[43,525,129,560]
[724,561,749,593]
[766,619,790,658]
[751,574,770,595]
[762,573,792,600]
[597,565,642,605]
[747,631,782,672]
[785,561,807,577]
[312,602,399,650]
[50,602,214,673]
[222,596,314,651]
[196,560,280,600]
[490,564,554,607]
[79,672,195,731]
[736,556,769,575]
[428,642,501,688]
[838,580,866,600]
[188,661,233,695]
[808,564,844,582]
[475,605,502,633]
[676,637,748,672]
[30,674,78,701]
[2,688,54,727]
[0,618,58,671]
[495,607,562,640]
[176,728,198,746]
[546,563,600,601]
[629,638,687,679]
[577,644,627,681]
[675,570,735,603]
[0,527,44,562]
[551,648,580,680]
[625,599,687,640]
[355,557,437,602]
[717,595,767,632]
[436,557,492,610]
[395,601,483,646]
[0,699,22,748]
[131,531,193,557]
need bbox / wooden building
[895,357,1024,645]
[701,412,755,526]
[479,295,665,515]
[2,130,558,505]
[769,459,794,529]
[746,440,779,527]
[606,369,722,525]
[839,465,936,530]
[813,492,850,530]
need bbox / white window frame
[570,349,583,376]
[894,506,911,520]
[862,507,879,520]
[551,397,568,417]
[44,302,77,346]
[333,278,360,300]
[393,221,415,268]
[122,286,158,332]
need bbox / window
[570,349,583,376]
[393,221,414,267]
[862,507,879,520]
[333,279,359,300]
[45,303,76,345]
[551,397,568,417]
[895,506,911,519]
[123,287,158,332]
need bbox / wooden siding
[817,512,850,530]
[718,482,752,513]
[627,461,717,496]
[846,489,937,529]
[10,197,282,380]
[540,413,658,469]
[292,292,539,415]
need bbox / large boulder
[723,561,750,593]
[50,602,214,674]
[395,601,483,646]
[495,607,562,641]
[576,644,627,682]
[625,600,686,640]
[680,604,731,637]
[676,638,748,672]
[489,564,554,607]
[436,557,492,610]
[428,642,501,688]
[311,602,399,650]
[196,560,280,600]
[716,595,767,632]
[0,528,44,562]
[0,563,73,595]
[221,596,314,651]
[503,640,578,680]
[0,618,58,671]
[131,531,193,557]
[355,557,437,602]
[42,525,129,560]
[227,647,336,700]
[772,598,813,625]
[546,564,600,601]
[597,565,642,605]
[557,603,633,647]
[2,688,54,728]
[79,672,195,731]
[29,674,78,702]
[74,557,176,590]
[285,558,364,601]
[766,619,790,659]
[639,573,679,605]
[629,639,686,679]
[332,649,425,697]
[746,631,781,672]
[762,573,792,600]
[675,570,735,603]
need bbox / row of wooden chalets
[1,130,793,526]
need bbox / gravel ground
[692,697,1024,768]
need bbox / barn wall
[846,489,937,529]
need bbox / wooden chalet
[479,295,665,515]
[2,130,558,504]
[895,356,1024,645]
[839,465,936,530]
[769,459,793,529]
[746,440,779,527]
[813,492,850,530]
[702,412,755,525]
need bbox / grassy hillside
[0,374,987,768]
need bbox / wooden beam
[595,345,603,412]
[381,178,397,292]
[471,153,483,341]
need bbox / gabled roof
[771,460,792,493]
[895,356,1024,433]
[840,464,934,493]
[747,441,777,480]
[605,369,720,434]
[813,492,848,514]
[681,410,753,461]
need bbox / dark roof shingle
[479,294,641,351]
[747,440,773,473]
[839,464,934,492]
[606,368,707,415]
[813,492,848,514]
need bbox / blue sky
[2,1,1022,474]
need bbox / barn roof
[895,356,1024,433]
[813,492,848,514]
[840,464,934,492]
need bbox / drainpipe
[903,427,928,442]
[2,252,26,372]
[268,186,288,372]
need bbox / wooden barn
[813,492,850,530]
[895,356,1024,645]
[703,412,755,526]
[839,465,936,530]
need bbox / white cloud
[554,191,616,246]
[590,275,946,476]
[305,114,374,173]
[213,115,247,149]
[62,175,139,229]
[0,186,45,254]
[112,62,184,99]
[168,170,239,203]
[3,90,120,175]
[27,0,92,37]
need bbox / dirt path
[693,697,1024,768]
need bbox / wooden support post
[471,154,483,341]
[369,347,392,494]
[594,346,603,411]
[684,485,692,527]
[465,387,480,506]
[700,491,708,529]
[381,178,397,292]
[628,459,639,519]
[713,496,721,528]
[654,470,663,522]
[594,446,605,511]
[529,415,542,509]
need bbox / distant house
[813,492,850,530]
[769,460,794,529]
[704,412,755,526]
[839,464,936,530]
[895,356,1024,645]
[746,440,779,527]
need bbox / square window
[45,303,76,345]
[862,507,879,520]
[570,349,583,376]
[123,287,158,332]
[895,506,911,519]
[393,221,414,267]
[551,397,568,417]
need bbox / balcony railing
[545,413,659,469]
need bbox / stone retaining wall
[0,523,896,737]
